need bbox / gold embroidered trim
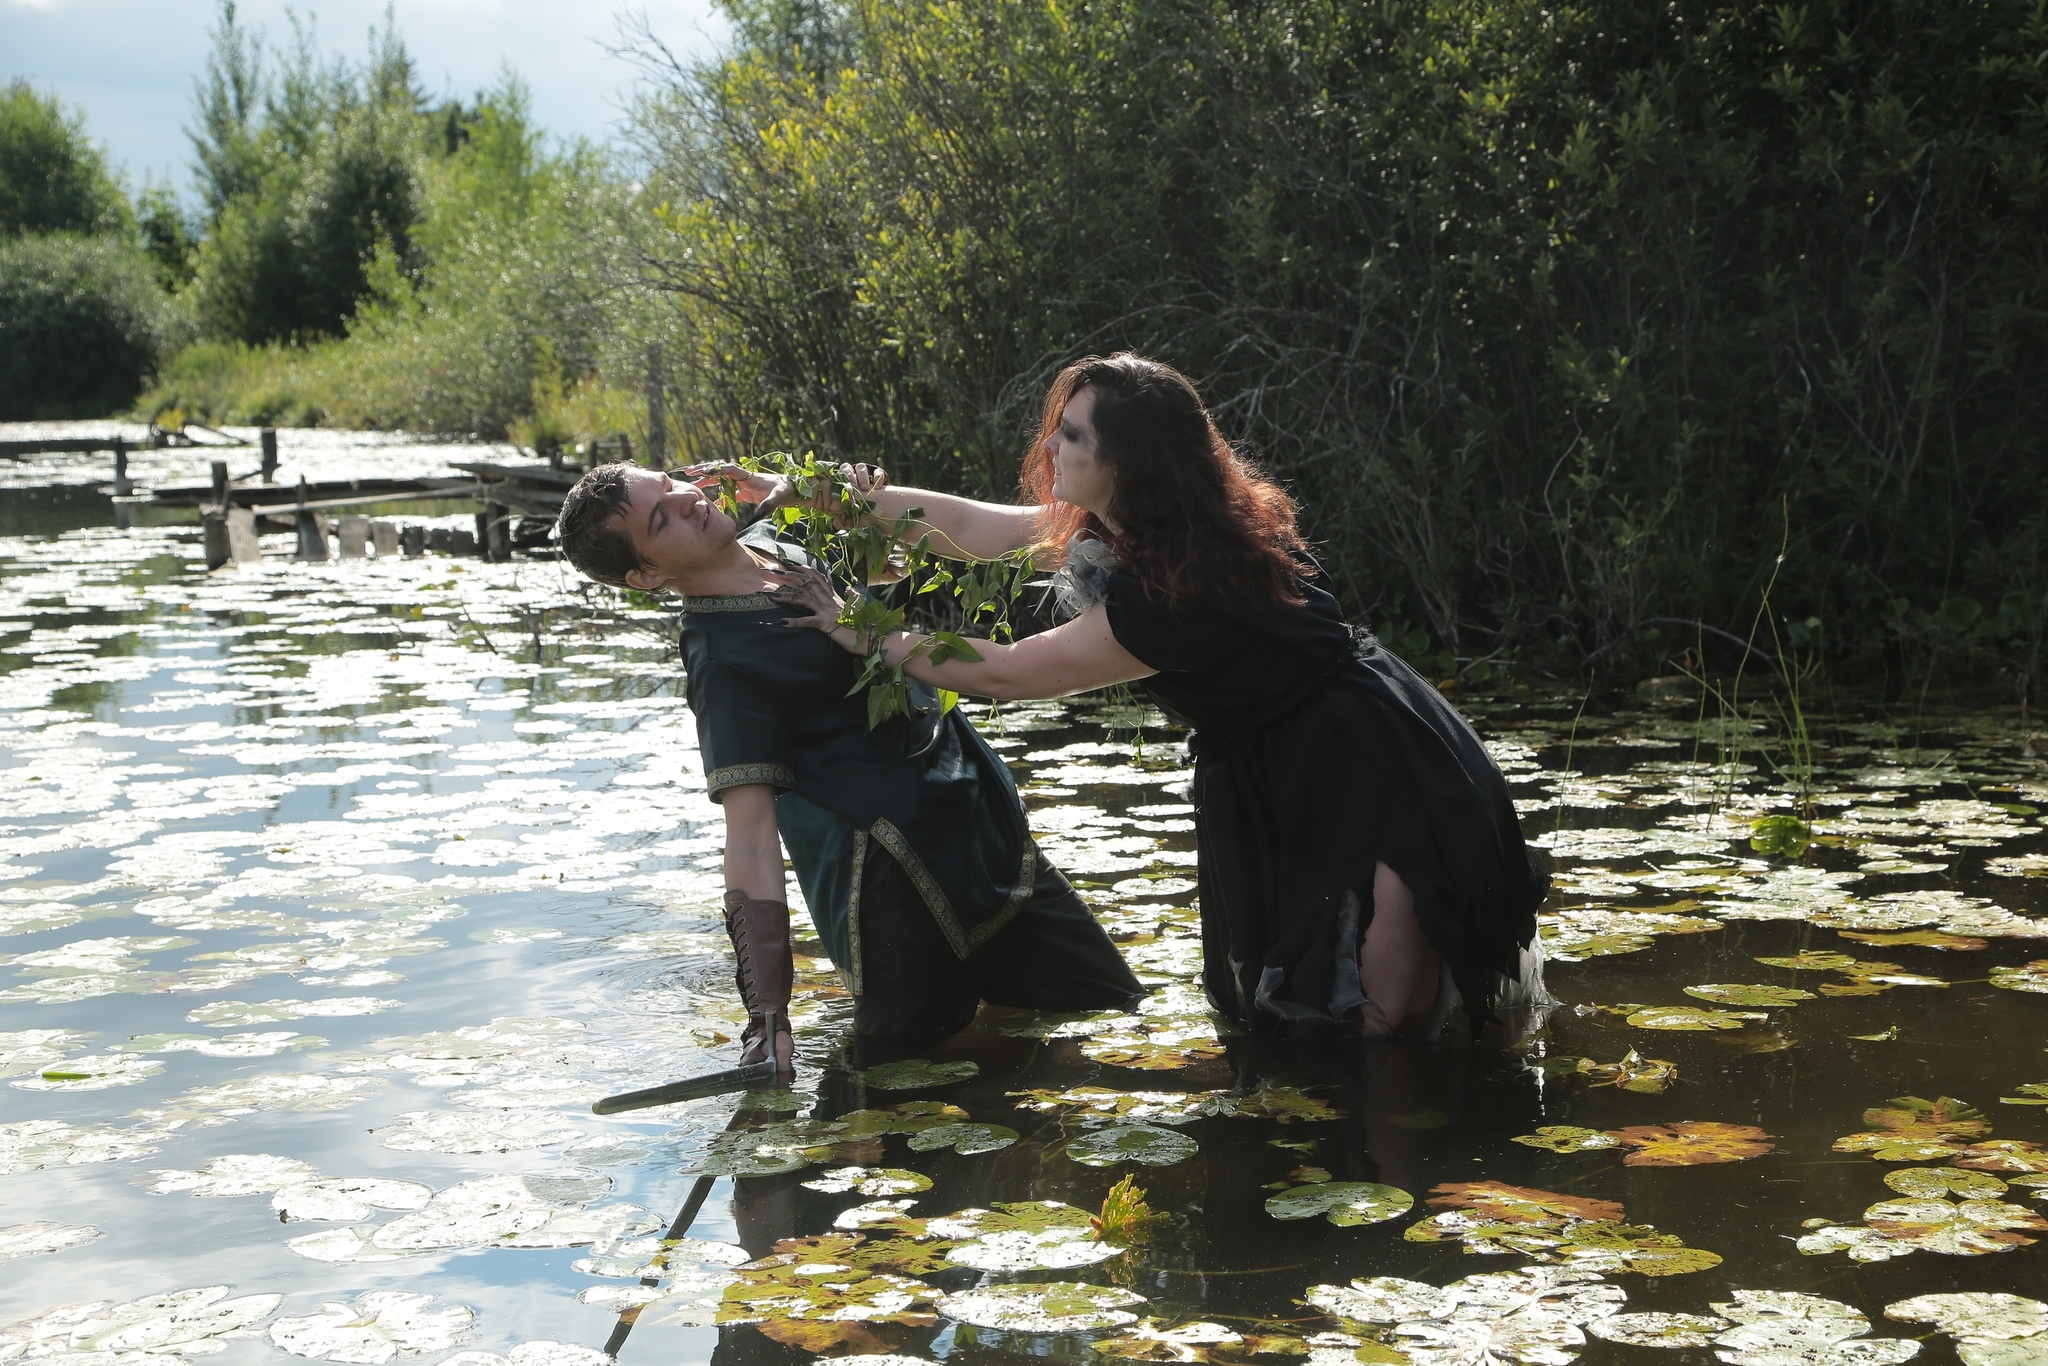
[867,817,1037,961]
[680,591,781,613]
[844,827,869,996]
[707,762,797,797]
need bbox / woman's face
[1047,385,1114,518]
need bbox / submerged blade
[591,1062,779,1114]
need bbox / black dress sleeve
[1102,571,1235,673]
[692,659,797,801]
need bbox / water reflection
[1,451,2046,1366]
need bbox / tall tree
[0,81,131,237]
[188,0,266,220]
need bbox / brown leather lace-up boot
[723,890,794,1080]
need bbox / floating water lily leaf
[1885,1293,2048,1342]
[1265,1182,1413,1227]
[14,1052,164,1090]
[2002,1083,2048,1106]
[860,1058,978,1090]
[1749,815,1813,856]
[1836,1096,1990,1161]
[1709,1290,1918,1366]
[144,1073,382,1127]
[0,1029,89,1080]
[272,1176,435,1222]
[1840,930,1989,951]
[1590,1313,1733,1348]
[1308,1276,1447,1325]
[1796,1221,1918,1263]
[945,1225,1121,1272]
[802,1167,933,1196]
[0,1220,100,1260]
[1955,1140,2048,1174]
[1066,1123,1197,1167]
[147,1152,320,1196]
[1991,961,2048,993]
[1436,1265,1626,1324]
[1425,1183,1627,1225]
[378,1108,581,1155]
[1577,1051,1677,1094]
[1863,1195,2048,1254]
[833,1199,921,1230]
[1079,1019,1228,1070]
[1684,984,1814,1006]
[1011,1085,1232,1126]
[768,1232,952,1278]
[1512,1127,1620,1154]
[936,1281,1146,1333]
[1626,1006,1765,1031]
[271,1291,474,1362]
[9,1285,285,1357]
[1853,1028,1900,1042]
[284,1226,430,1264]
[1392,1313,1587,1366]
[1885,1167,2009,1198]
[1549,1222,1725,1276]
[1607,1122,1775,1167]
[1095,1319,1245,1362]
[904,1121,1017,1155]
[1754,950,1862,973]
[717,1253,938,1328]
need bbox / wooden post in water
[370,520,398,558]
[210,460,229,507]
[337,516,368,559]
[226,508,261,564]
[484,503,512,562]
[113,440,132,496]
[293,477,327,560]
[202,510,230,570]
[401,525,425,558]
[259,429,278,483]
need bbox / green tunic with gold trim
[679,521,1038,987]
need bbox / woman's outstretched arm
[770,564,1154,700]
[861,483,1043,562]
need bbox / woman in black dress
[767,353,1546,1039]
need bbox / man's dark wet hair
[555,463,648,589]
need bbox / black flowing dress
[1102,562,1545,1035]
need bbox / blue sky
[2,0,728,201]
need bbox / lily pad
[1749,815,1813,856]
[271,1291,474,1362]
[1884,1167,2009,1199]
[1511,1126,1621,1154]
[1709,1289,1920,1366]
[1990,961,2048,993]
[1590,1313,1734,1348]
[1885,1293,2048,1342]
[1863,1195,2048,1254]
[1577,1051,1678,1094]
[1066,1123,1197,1168]
[801,1167,933,1197]
[859,1058,979,1090]
[1264,1182,1413,1227]
[7,1285,284,1357]
[1684,984,1815,1007]
[13,1052,164,1090]
[147,1152,321,1197]
[937,1281,1146,1333]
[273,1176,436,1222]
[1607,1122,1775,1167]
[904,1122,1018,1155]
[1836,1096,1991,1161]
[1626,1006,1766,1031]
[0,1220,101,1260]
[1307,1276,1448,1324]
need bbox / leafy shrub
[0,233,181,419]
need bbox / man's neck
[670,538,775,598]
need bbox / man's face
[615,469,738,592]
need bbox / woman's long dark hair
[1022,352,1307,605]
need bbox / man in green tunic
[554,463,1142,1080]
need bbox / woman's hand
[677,462,792,511]
[767,564,861,653]
[838,463,887,497]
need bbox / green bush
[0,233,181,419]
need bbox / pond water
[3,436,2046,1366]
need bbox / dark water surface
[2,462,2045,1366]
